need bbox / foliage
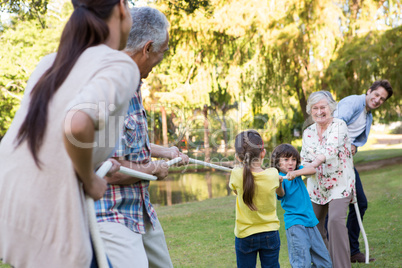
[0,0,49,27]
[0,1,71,138]
[0,0,401,144]
[325,26,402,122]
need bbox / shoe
[350,252,376,263]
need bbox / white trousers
[98,218,173,268]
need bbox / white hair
[306,91,337,115]
[125,7,170,54]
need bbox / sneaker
[351,252,376,263]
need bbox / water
[149,171,233,206]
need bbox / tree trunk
[203,105,210,162]
[222,111,228,157]
[161,106,168,146]
[297,89,308,120]
[294,73,308,121]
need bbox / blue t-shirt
[277,166,318,230]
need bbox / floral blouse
[301,118,355,205]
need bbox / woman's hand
[351,144,357,156]
[83,173,108,200]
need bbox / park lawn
[157,164,402,268]
[1,156,401,268]
[353,146,402,164]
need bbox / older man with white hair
[95,7,188,268]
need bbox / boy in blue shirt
[272,144,332,267]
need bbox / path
[355,156,402,172]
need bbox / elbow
[276,189,285,197]
[64,111,94,142]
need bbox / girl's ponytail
[243,152,257,211]
[16,0,122,167]
[235,131,263,211]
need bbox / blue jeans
[286,225,332,268]
[235,231,280,268]
[90,237,113,268]
[346,167,368,256]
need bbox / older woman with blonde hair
[301,91,355,268]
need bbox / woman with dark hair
[0,1,139,267]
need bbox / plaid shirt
[95,83,157,234]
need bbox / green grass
[1,153,401,267]
[157,164,402,267]
[353,147,402,164]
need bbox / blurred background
[1,0,401,159]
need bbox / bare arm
[106,159,169,185]
[286,166,317,180]
[63,110,107,200]
[150,144,189,163]
[310,154,326,168]
[106,144,189,185]
[276,176,285,197]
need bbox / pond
[149,171,233,206]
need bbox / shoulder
[262,167,279,176]
[303,123,316,135]
[231,167,243,177]
[333,118,347,127]
[30,53,56,75]
[84,45,138,74]
[25,53,57,94]
[39,53,57,67]
[338,94,366,109]
[229,167,243,185]
[339,94,364,103]
[329,119,348,135]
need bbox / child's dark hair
[271,144,301,172]
[234,130,264,211]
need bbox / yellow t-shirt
[229,167,280,238]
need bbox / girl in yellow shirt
[229,130,283,268]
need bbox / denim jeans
[235,231,280,268]
[286,225,332,268]
[346,167,368,256]
[90,236,113,268]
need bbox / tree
[324,25,402,121]
[1,0,50,28]
[0,1,71,138]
